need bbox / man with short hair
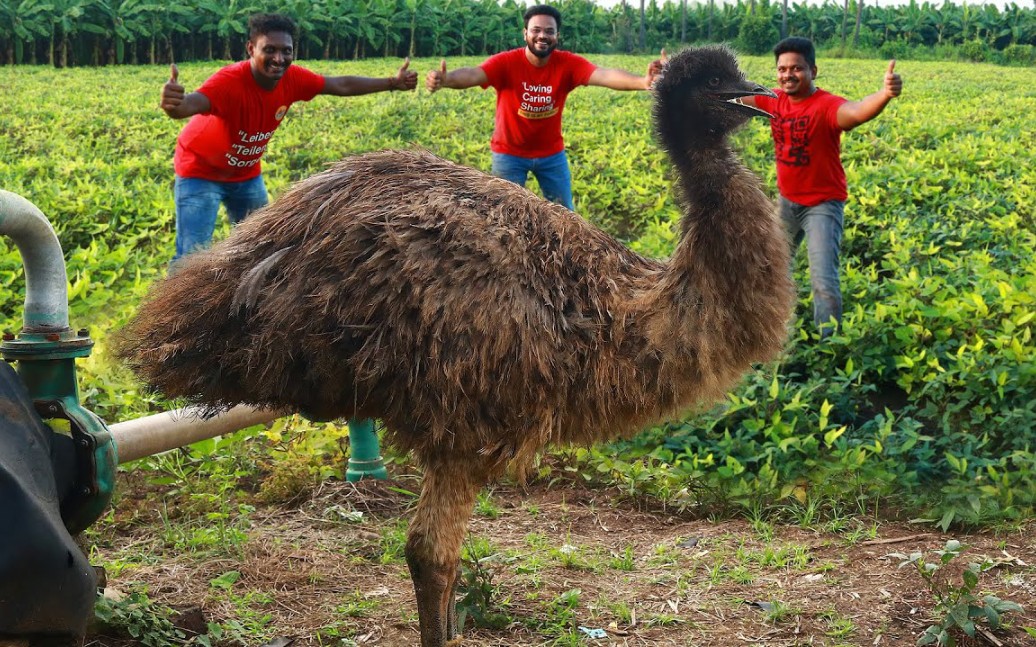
[161,12,417,264]
[742,37,902,338]
[425,4,663,210]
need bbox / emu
[117,46,793,646]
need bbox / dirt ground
[85,475,1036,647]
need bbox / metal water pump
[0,189,387,638]
[0,190,116,535]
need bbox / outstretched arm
[588,49,666,91]
[425,60,488,92]
[322,58,418,96]
[161,64,210,119]
[837,60,902,130]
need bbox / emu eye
[707,77,721,88]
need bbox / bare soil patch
[86,475,1036,646]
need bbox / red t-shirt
[754,88,848,206]
[480,48,596,158]
[174,61,325,182]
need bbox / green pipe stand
[345,417,388,482]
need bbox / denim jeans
[779,197,844,337]
[491,150,574,210]
[173,174,268,263]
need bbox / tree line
[1,0,1034,67]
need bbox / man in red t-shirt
[743,37,902,338]
[425,4,663,211]
[161,13,417,264]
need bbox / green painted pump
[0,190,117,535]
[1,327,117,535]
[0,189,387,637]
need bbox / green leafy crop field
[1,55,1034,530]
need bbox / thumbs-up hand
[161,63,185,113]
[646,48,667,89]
[884,59,902,98]
[393,57,418,91]
[426,59,448,93]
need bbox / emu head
[653,45,776,150]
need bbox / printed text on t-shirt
[773,116,811,167]
[226,129,274,168]
[518,82,559,120]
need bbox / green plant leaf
[209,570,241,590]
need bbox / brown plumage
[116,45,793,646]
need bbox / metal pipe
[0,190,70,332]
[111,407,389,483]
[109,405,281,464]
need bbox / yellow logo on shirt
[518,107,559,120]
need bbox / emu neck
[655,137,791,363]
[675,143,752,244]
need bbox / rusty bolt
[2,332,13,341]
[78,328,89,337]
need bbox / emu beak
[716,83,778,119]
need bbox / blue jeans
[779,197,844,337]
[491,150,574,210]
[173,174,268,263]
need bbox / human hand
[392,57,418,91]
[884,59,902,98]
[646,48,667,89]
[426,60,447,93]
[160,64,185,113]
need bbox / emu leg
[405,458,485,647]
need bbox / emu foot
[407,553,461,647]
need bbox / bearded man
[426,4,663,210]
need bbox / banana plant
[47,0,99,67]
[0,0,54,63]
[319,0,356,60]
[91,0,160,64]
[280,0,330,59]
[196,0,257,60]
